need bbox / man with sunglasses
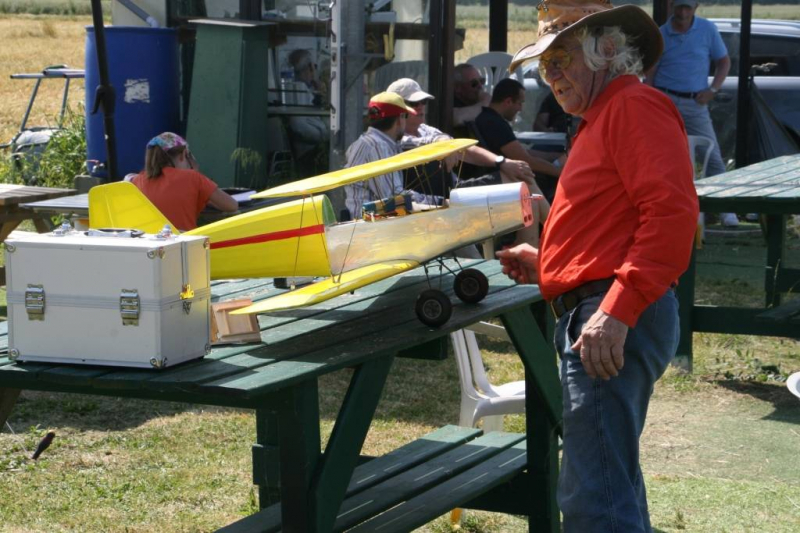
[496,1,698,531]
[453,63,491,131]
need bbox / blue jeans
[555,290,679,533]
[667,93,726,177]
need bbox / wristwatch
[494,154,506,171]
[709,87,719,94]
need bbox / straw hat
[509,0,663,73]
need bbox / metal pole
[90,0,118,181]
[653,0,669,26]
[489,0,508,52]
[735,0,753,169]
[428,0,454,134]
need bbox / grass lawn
[1,221,799,532]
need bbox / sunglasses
[469,77,487,89]
[404,100,427,109]
[538,45,582,77]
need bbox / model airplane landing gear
[453,268,489,304]
[415,289,453,327]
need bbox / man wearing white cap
[646,0,736,227]
[387,78,539,195]
[496,1,698,531]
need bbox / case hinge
[120,289,140,326]
[24,284,45,320]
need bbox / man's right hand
[495,244,539,284]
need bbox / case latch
[24,284,45,320]
[120,289,140,326]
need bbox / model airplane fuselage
[89,139,537,326]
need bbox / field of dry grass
[0,16,87,145]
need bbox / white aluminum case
[4,228,211,369]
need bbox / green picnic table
[0,259,562,532]
[676,154,800,369]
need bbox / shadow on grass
[713,379,800,424]
[4,390,231,433]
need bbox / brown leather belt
[549,277,615,319]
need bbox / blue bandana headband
[147,132,188,151]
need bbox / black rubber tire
[415,289,453,327]
[454,268,489,304]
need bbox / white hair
[576,26,644,79]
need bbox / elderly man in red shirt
[497,1,698,532]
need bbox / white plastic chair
[788,372,800,400]
[467,52,523,94]
[451,325,525,433]
[687,134,715,180]
[688,135,715,243]
[449,324,526,527]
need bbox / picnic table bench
[676,154,800,369]
[0,259,562,532]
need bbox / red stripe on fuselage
[210,224,325,249]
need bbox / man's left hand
[499,159,535,184]
[695,89,716,106]
[571,309,628,380]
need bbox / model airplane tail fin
[89,182,177,234]
[89,182,336,280]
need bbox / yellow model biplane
[89,139,537,326]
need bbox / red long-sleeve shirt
[538,75,699,327]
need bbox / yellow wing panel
[89,182,177,234]
[231,260,420,314]
[252,139,478,198]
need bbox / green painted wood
[276,380,321,533]
[692,305,800,338]
[313,357,394,533]
[501,306,561,533]
[462,472,533,515]
[765,214,786,307]
[0,387,20,427]
[333,432,524,531]
[676,249,696,371]
[346,440,528,533]
[203,282,537,399]
[254,409,281,507]
[216,425,484,533]
[756,297,800,323]
[500,307,561,427]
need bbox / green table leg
[501,306,562,533]
[0,388,21,429]
[254,409,281,507]
[675,247,697,371]
[765,214,786,308]
[275,356,393,533]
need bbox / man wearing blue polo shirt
[646,0,737,227]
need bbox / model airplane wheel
[415,289,453,327]
[454,269,489,304]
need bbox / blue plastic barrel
[85,26,179,178]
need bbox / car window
[720,32,800,76]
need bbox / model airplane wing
[231,260,420,315]
[251,138,478,199]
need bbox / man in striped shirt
[343,92,419,219]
